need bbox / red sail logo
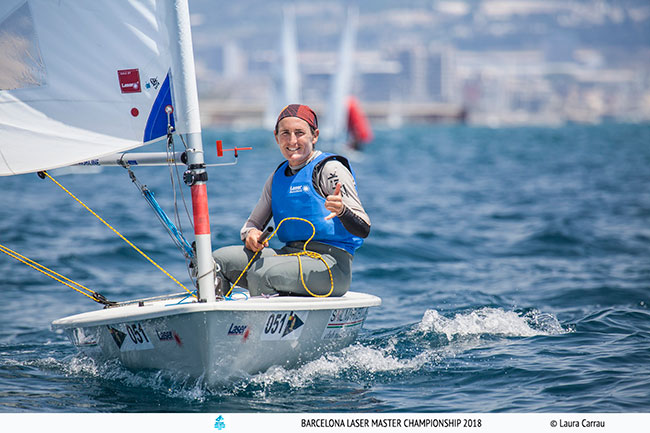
[117,69,141,93]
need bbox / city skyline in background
[188,0,650,128]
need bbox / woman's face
[275,117,319,167]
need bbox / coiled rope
[226,217,334,298]
[38,171,196,299]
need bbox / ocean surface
[1,123,649,413]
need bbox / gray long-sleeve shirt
[240,151,371,241]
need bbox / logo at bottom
[214,415,226,430]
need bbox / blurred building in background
[189,0,650,127]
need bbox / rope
[0,243,115,306]
[142,187,194,258]
[126,164,194,259]
[39,171,196,299]
[226,217,334,298]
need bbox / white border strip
[1,413,647,433]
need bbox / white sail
[323,6,358,149]
[264,5,301,129]
[281,6,301,105]
[0,0,193,176]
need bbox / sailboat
[264,5,301,129]
[346,95,373,151]
[322,7,373,155]
[0,0,380,384]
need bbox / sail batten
[0,0,187,176]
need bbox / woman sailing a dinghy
[212,104,370,297]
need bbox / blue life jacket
[271,153,363,255]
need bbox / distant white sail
[281,6,301,105]
[265,5,301,129]
[324,6,358,149]
[0,0,196,176]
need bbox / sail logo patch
[117,68,141,93]
[145,77,160,90]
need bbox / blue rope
[166,290,198,305]
[142,188,194,258]
[224,290,249,301]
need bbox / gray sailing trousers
[212,241,352,297]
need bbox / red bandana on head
[275,104,318,131]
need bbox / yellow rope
[0,243,108,304]
[226,217,334,298]
[41,171,195,298]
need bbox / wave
[39,355,211,404]
[243,341,432,391]
[223,308,568,396]
[416,307,567,341]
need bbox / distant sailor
[212,104,371,297]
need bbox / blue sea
[1,124,649,414]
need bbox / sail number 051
[264,313,287,336]
[126,323,150,344]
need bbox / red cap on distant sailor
[275,104,318,132]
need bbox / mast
[170,0,216,303]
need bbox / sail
[324,6,358,149]
[264,5,301,129]
[347,96,373,150]
[0,0,196,176]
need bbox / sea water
[0,124,649,413]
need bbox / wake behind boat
[0,0,380,384]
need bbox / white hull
[52,291,380,384]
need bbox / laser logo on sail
[117,68,141,93]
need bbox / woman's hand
[245,228,268,252]
[324,183,344,220]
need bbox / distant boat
[346,96,373,151]
[322,7,373,154]
[264,5,301,129]
[0,0,380,384]
[264,6,373,154]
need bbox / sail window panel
[0,1,47,91]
